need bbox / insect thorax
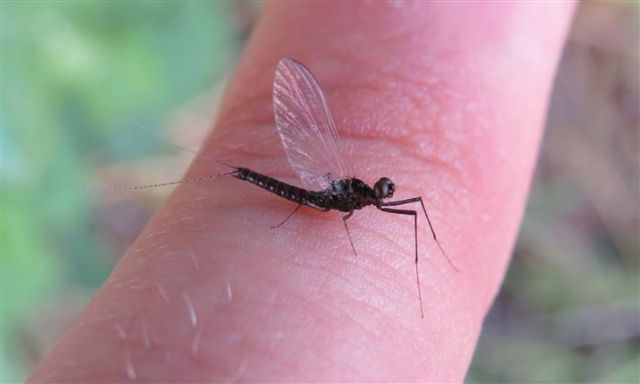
[326,178,378,211]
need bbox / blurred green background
[1,2,638,383]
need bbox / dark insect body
[232,167,394,212]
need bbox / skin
[30,2,574,383]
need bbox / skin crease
[30,3,574,383]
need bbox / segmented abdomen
[232,167,327,209]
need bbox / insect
[106,58,457,317]
[230,58,457,318]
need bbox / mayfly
[110,58,457,317]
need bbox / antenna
[80,171,234,194]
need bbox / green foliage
[1,2,236,382]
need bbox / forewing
[272,58,353,190]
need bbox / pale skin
[30,2,574,382]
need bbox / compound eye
[385,182,395,198]
[375,177,395,198]
[387,183,395,197]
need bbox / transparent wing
[273,58,354,190]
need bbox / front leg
[382,196,458,271]
[377,206,424,319]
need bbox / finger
[30,2,575,383]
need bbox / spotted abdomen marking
[232,167,326,208]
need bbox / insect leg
[342,211,358,256]
[382,197,458,271]
[271,204,303,229]
[377,206,424,319]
